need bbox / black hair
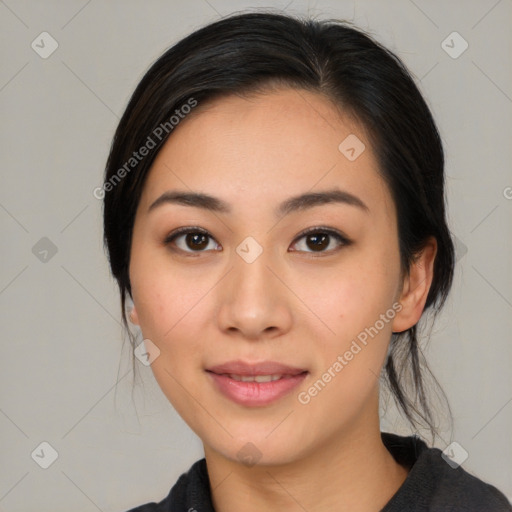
[103,11,455,438]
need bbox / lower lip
[207,371,308,407]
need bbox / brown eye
[164,226,351,256]
[164,228,220,253]
[305,233,329,251]
[290,228,351,254]
[184,232,209,250]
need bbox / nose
[215,247,293,341]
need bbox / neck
[203,406,409,512]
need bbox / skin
[128,88,437,512]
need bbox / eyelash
[163,225,352,257]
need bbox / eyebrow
[148,188,369,216]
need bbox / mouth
[214,373,304,383]
[205,360,308,407]
[206,359,308,377]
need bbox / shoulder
[420,446,511,511]
[382,433,512,512]
[121,458,213,512]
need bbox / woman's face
[129,88,410,466]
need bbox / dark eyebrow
[277,189,369,216]
[148,188,369,216]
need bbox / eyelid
[164,225,211,241]
[292,225,351,243]
[289,226,352,253]
[163,226,220,253]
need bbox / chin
[210,434,302,469]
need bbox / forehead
[139,88,393,218]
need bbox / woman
[102,11,511,512]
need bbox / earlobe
[129,306,140,325]
[391,237,437,334]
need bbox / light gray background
[1,0,511,510]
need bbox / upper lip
[206,360,308,376]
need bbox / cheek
[304,257,394,328]
[130,241,193,333]
[300,274,396,411]
[133,278,192,340]
[130,259,216,363]
[302,255,399,376]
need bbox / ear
[392,236,437,334]
[128,305,140,325]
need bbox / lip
[206,360,308,407]
[207,360,307,376]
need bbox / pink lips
[207,360,307,376]
[206,360,308,407]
